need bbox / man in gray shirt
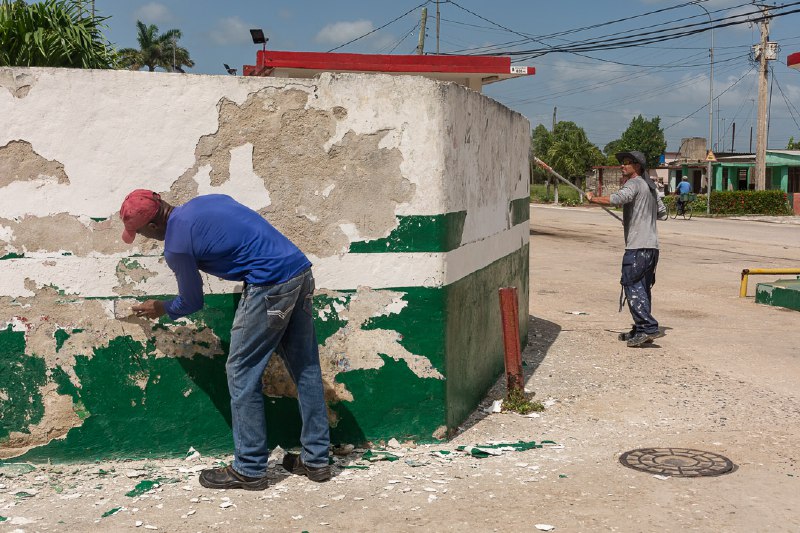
[586,151,667,347]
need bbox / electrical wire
[664,66,755,131]
[326,1,431,52]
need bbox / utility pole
[732,122,736,152]
[754,5,770,190]
[551,107,558,204]
[415,7,428,55]
[436,0,440,55]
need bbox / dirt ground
[1,205,799,532]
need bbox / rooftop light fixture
[250,29,268,53]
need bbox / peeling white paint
[193,143,271,211]
[381,297,408,316]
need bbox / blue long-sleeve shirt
[162,195,311,319]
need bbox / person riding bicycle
[675,176,692,215]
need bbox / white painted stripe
[0,222,528,297]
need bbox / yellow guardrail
[739,268,800,297]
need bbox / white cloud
[210,17,252,45]
[315,20,374,45]
[134,2,172,24]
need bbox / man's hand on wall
[132,300,166,319]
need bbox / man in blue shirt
[120,189,331,490]
[675,176,692,215]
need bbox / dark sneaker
[626,331,664,347]
[282,453,331,482]
[198,465,269,491]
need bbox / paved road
[525,204,800,531]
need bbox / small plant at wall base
[661,190,792,216]
[502,388,544,415]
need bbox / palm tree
[118,20,194,72]
[0,0,117,68]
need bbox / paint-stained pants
[226,268,330,478]
[620,249,659,335]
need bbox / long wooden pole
[533,156,623,224]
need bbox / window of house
[789,167,800,194]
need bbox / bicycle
[668,192,695,220]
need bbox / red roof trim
[789,52,800,69]
[252,50,534,76]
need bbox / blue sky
[92,0,800,152]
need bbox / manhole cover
[619,448,734,477]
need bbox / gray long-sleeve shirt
[609,175,666,250]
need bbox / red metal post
[498,287,523,392]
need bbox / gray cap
[615,150,647,171]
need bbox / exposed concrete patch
[0,215,161,257]
[114,258,157,296]
[0,381,82,460]
[0,282,225,451]
[169,87,413,258]
[0,69,36,98]
[320,287,443,386]
[261,287,442,406]
[0,140,68,187]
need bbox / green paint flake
[456,440,556,458]
[0,252,24,260]
[102,507,122,517]
[361,450,399,462]
[0,516,6,522]
[120,258,143,270]
[340,464,369,470]
[0,326,47,439]
[54,329,70,353]
[14,491,35,499]
[348,212,467,253]
[125,479,161,497]
[90,217,108,222]
[509,197,531,226]
[0,462,36,476]
[313,292,353,344]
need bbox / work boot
[626,331,664,347]
[282,453,331,482]
[618,330,636,341]
[198,465,269,490]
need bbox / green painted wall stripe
[755,279,800,311]
[0,253,24,260]
[445,243,529,430]
[0,326,47,440]
[510,197,530,226]
[348,212,467,253]
[6,244,529,460]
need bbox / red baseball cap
[120,189,161,244]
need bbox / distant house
[711,151,800,193]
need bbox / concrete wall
[0,67,529,461]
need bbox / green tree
[531,121,604,182]
[118,20,194,72]
[604,115,667,168]
[0,0,117,68]
[787,137,800,150]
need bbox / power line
[664,66,755,131]
[326,1,430,52]
[772,67,800,131]
[449,3,800,58]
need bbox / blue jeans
[620,249,659,335]
[227,268,330,477]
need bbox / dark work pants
[620,249,659,335]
